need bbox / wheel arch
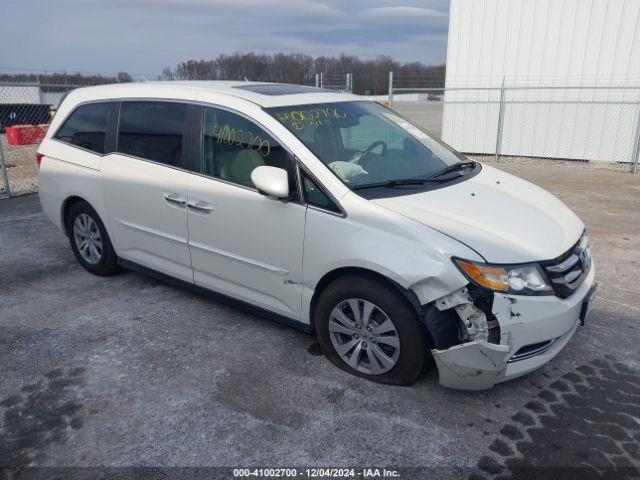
[60,195,95,236]
[309,266,425,334]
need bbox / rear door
[101,100,194,282]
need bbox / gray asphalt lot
[1,163,639,478]
[394,101,444,137]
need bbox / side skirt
[117,258,313,334]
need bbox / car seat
[218,149,265,187]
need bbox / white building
[442,0,640,163]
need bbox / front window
[267,101,467,189]
[202,106,294,190]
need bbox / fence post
[632,98,640,174]
[0,142,10,198]
[495,77,506,163]
[37,73,44,104]
[388,71,394,108]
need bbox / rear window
[54,102,110,154]
[117,101,187,167]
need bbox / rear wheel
[314,275,426,385]
[66,201,118,276]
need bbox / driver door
[187,105,306,320]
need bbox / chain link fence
[389,74,640,172]
[315,72,353,93]
[0,81,83,198]
[0,72,154,198]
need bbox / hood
[372,164,583,263]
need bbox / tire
[66,201,118,276]
[313,274,426,385]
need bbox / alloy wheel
[73,213,103,264]
[328,298,401,375]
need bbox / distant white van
[37,81,596,390]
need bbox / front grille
[542,232,591,299]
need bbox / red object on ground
[5,124,49,145]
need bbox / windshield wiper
[351,160,476,191]
[429,160,476,179]
[352,174,462,191]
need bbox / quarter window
[202,106,292,188]
[54,102,109,154]
[302,173,340,213]
[117,101,186,167]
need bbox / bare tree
[11,53,443,94]
[117,72,133,83]
[1,53,444,94]
[160,67,175,80]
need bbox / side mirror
[251,166,290,200]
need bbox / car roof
[69,81,363,108]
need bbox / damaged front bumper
[431,264,596,391]
[432,340,510,390]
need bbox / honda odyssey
[37,81,597,390]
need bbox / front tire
[66,201,118,276]
[314,275,426,385]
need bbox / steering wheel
[355,140,387,167]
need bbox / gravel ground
[1,164,639,479]
[481,156,635,173]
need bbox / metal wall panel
[443,0,640,162]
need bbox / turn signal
[454,259,509,292]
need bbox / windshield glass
[267,101,464,188]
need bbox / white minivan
[37,81,597,390]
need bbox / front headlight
[453,258,553,295]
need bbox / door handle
[164,193,187,206]
[187,200,213,213]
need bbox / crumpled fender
[432,340,510,391]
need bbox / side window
[202,106,292,188]
[302,173,340,213]
[54,102,109,154]
[117,101,186,167]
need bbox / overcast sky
[3,0,450,75]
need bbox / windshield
[267,101,465,188]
